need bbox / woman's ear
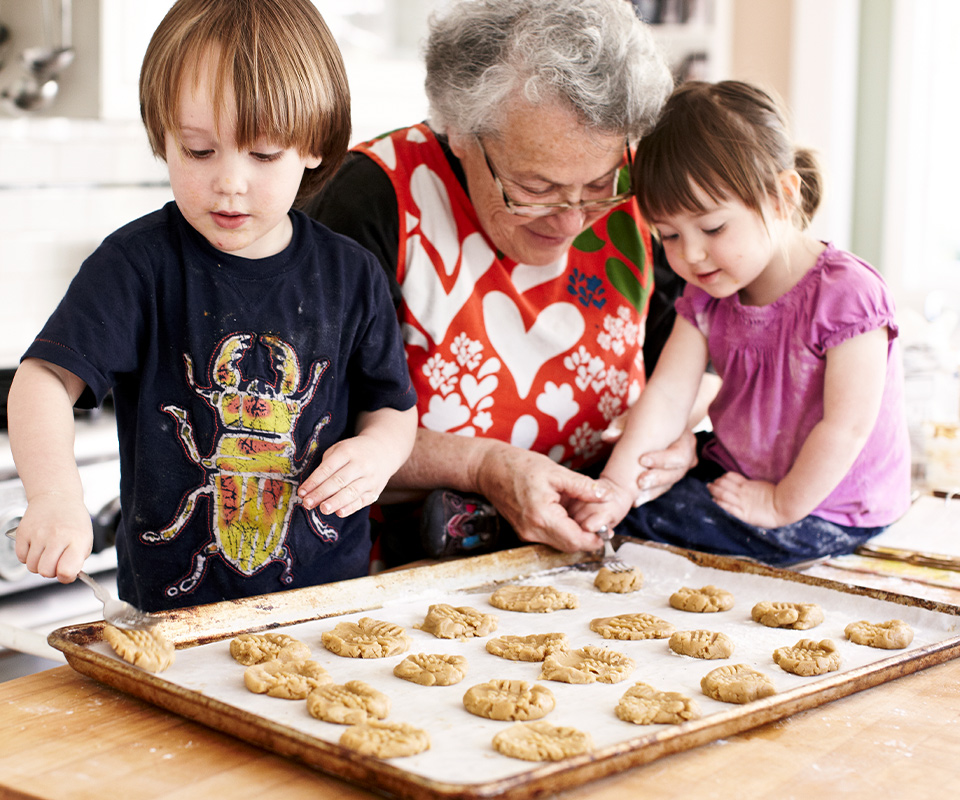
[446,129,471,159]
[776,169,802,217]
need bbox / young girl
[7,0,417,611]
[574,80,911,566]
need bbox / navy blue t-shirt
[26,202,416,611]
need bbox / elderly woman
[305,0,708,565]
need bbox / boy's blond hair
[139,0,350,203]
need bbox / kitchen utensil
[596,524,632,571]
[0,0,74,114]
[4,528,154,630]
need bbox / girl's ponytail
[793,147,823,230]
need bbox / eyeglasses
[477,137,633,218]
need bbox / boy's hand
[16,493,94,583]
[570,475,635,537]
[298,433,395,518]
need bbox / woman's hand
[475,445,608,553]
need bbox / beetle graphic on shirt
[142,332,334,598]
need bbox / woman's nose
[545,206,590,235]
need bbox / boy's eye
[183,147,213,159]
[251,150,284,163]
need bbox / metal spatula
[5,528,155,630]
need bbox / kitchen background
[0,0,957,677]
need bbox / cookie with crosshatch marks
[751,601,824,630]
[489,584,579,612]
[321,617,411,658]
[463,679,556,721]
[772,638,841,676]
[701,664,776,704]
[485,632,569,662]
[415,603,498,639]
[306,680,390,724]
[243,658,332,699]
[493,721,593,762]
[393,653,469,686]
[103,624,175,673]
[540,644,635,684]
[845,619,914,650]
[340,720,430,758]
[229,632,311,665]
[616,681,701,725]
[590,612,675,640]
[669,629,735,660]
[670,585,735,613]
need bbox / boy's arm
[709,328,889,526]
[575,317,709,532]
[298,405,418,518]
[7,358,93,583]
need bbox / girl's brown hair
[632,80,822,231]
[139,0,350,203]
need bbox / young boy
[7,0,417,611]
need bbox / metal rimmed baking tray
[48,540,960,800]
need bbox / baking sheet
[48,541,960,799]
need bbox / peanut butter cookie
[669,585,735,613]
[103,624,175,673]
[616,682,701,725]
[322,617,411,658]
[229,632,310,665]
[393,653,469,686]
[589,612,675,640]
[489,585,578,613]
[701,664,776,704]
[540,644,635,684]
[751,601,824,630]
[668,630,735,660]
[594,566,643,593]
[415,603,498,639]
[243,658,332,699]
[340,720,430,758]
[306,680,390,724]
[844,619,914,650]
[485,632,569,662]
[772,638,841,676]
[492,721,593,762]
[462,679,556,721]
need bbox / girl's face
[164,53,321,260]
[651,185,783,306]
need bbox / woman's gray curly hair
[424,0,672,143]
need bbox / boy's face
[164,54,321,260]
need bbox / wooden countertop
[1,656,959,800]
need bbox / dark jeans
[616,469,886,567]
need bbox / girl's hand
[707,472,790,528]
[570,475,635,536]
[15,493,94,583]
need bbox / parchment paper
[83,543,960,786]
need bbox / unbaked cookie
[485,632,569,662]
[321,617,411,658]
[462,679,556,721]
[102,624,175,673]
[589,612,675,640]
[492,721,593,762]
[751,601,824,630]
[845,619,914,650]
[489,585,578,613]
[306,680,390,724]
[669,585,735,613]
[701,664,776,704]
[594,566,643,593]
[772,638,841,676]
[243,658,332,699]
[229,632,311,665]
[668,630,735,660]
[415,603,498,639]
[339,720,430,758]
[393,653,469,686]
[540,645,635,684]
[616,681,701,725]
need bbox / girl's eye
[704,224,725,235]
[657,231,678,242]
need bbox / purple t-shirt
[676,243,911,527]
